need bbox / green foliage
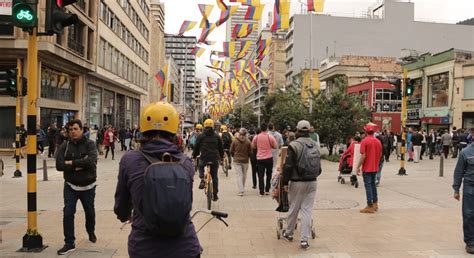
[262,87,309,131]
[310,77,371,154]
[227,105,257,129]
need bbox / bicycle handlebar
[211,210,228,218]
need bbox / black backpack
[139,151,192,237]
[222,132,232,146]
[291,138,322,180]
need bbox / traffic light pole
[19,28,46,252]
[398,68,408,176]
[13,59,23,178]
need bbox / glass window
[464,78,474,99]
[99,0,106,21]
[98,38,105,67]
[103,90,115,126]
[408,78,423,101]
[427,72,449,107]
[360,90,369,106]
[41,66,76,103]
[88,86,102,127]
[105,43,112,70]
[117,53,123,77]
[375,89,401,112]
[112,49,118,74]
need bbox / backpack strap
[139,150,186,165]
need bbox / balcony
[67,38,85,57]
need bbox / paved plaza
[0,151,470,258]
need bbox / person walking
[192,119,224,201]
[114,102,201,258]
[56,119,98,255]
[453,128,474,254]
[221,125,234,170]
[407,128,414,162]
[412,129,423,163]
[103,127,116,160]
[47,123,58,158]
[281,120,321,250]
[380,130,392,162]
[36,125,46,155]
[452,127,460,158]
[249,129,259,189]
[356,123,382,213]
[428,129,437,159]
[442,129,452,159]
[230,128,252,196]
[309,126,321,151]
[252,123,277,196]
[268,123,284,173]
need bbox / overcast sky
[161,0,474,82]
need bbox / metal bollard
[43,159,48,181]
[439,155,444,177]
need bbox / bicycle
[222,150,229,177]
[203,162,213,210]
[191,209,229,233]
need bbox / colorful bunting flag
[271,0,290,32]
[232,24,255,39]
[216,0,227,10]
[178,21,197,36]
[222,41,237,58]
[192,46,206,57]
[154,65,168,88]
[308,0,325,12]
[245,5,264,20]
[216,5,239,27]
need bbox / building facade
[286,0,474,86]
[149,0,166,103]
[404,49,474,132]
[347,81,402,133]
[164,35,197,116]
[267,31,286,94]
[0,0,97,148]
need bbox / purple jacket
[114,139,201,258]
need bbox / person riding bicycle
[189,124,203,151]
[192,119,224,201]
[221,125,233,170]
[114,102,201,258]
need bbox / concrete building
[0,0,98,148]
[285,0,474,87]
[164,35,197,113]
[149,1,166,103]
[404,49,474,131]
[225,5,261,72]
[319,55,402,95]
[347,81,402,133]
[87,0,152,129]
[167,57,183,106]
[194,79,203,123]
[267,31,287,94]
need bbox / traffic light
[389,78,402,98]
[0,69,18,97]
[406,78,415,96]
[45,0,79,35]
[11,0,38,29]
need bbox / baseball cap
[297,120,311,131]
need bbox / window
[428,72,449,107]
[112,49,118,74]
[105,43,112,70]
[361,90,369,106]
[375,89,401,112]
[464,78,474,99]
[98,38,106,67]
[99,0,106,21]
[67,22,84,56]
[117,53,123,77]
[408,78,423,101]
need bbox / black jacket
[56,136,98,186]
[282,137,319,185]
[192,128,224,163]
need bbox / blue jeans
[376,160,384,184]
[63,183,96,245]
[363,172,378,206]
[199,161,219,194]
[463,184,474,246]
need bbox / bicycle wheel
[206,180,212,210]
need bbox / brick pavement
[0,150,469,257]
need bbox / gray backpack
[291,138,322,180]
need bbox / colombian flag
[308,0,325,12]
[223,41,236,58]
[178,21,197,36]
[245,5,264,20]
[271,0,290,32]
[216,5,239,27]
[191,46,206,57]
[216,0,227,10]
[232,24,254,39]
[236,41,252,60]
[154,65,168,88]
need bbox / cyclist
[189,124,203,151]
[114,102,201,258]
[221,125,234,170]
[192,119,224,201]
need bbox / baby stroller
[272,173,316,240]
[338,151,359,188]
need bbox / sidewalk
[0,151,468,257]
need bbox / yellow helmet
[140,102,179,134]
[196,124,203,129]
[221,125,227,131]
[204,119,214,128]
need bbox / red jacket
[103,130,115,146]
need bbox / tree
[227,105,257,129]
[262,87,309,131]
[310,77,370,155]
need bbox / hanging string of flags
[152,0,325,119]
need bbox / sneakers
[300,241,310,249]
[252,185,256,189]
[264,192,270,195]
[198,180,205,189]
[88,232,97,243]
[360,205,375,213]
[57,244,76,255]
[466,245,474,254]
[238,192,243,196]
[212,194,219,202]
[281,230,293,242]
